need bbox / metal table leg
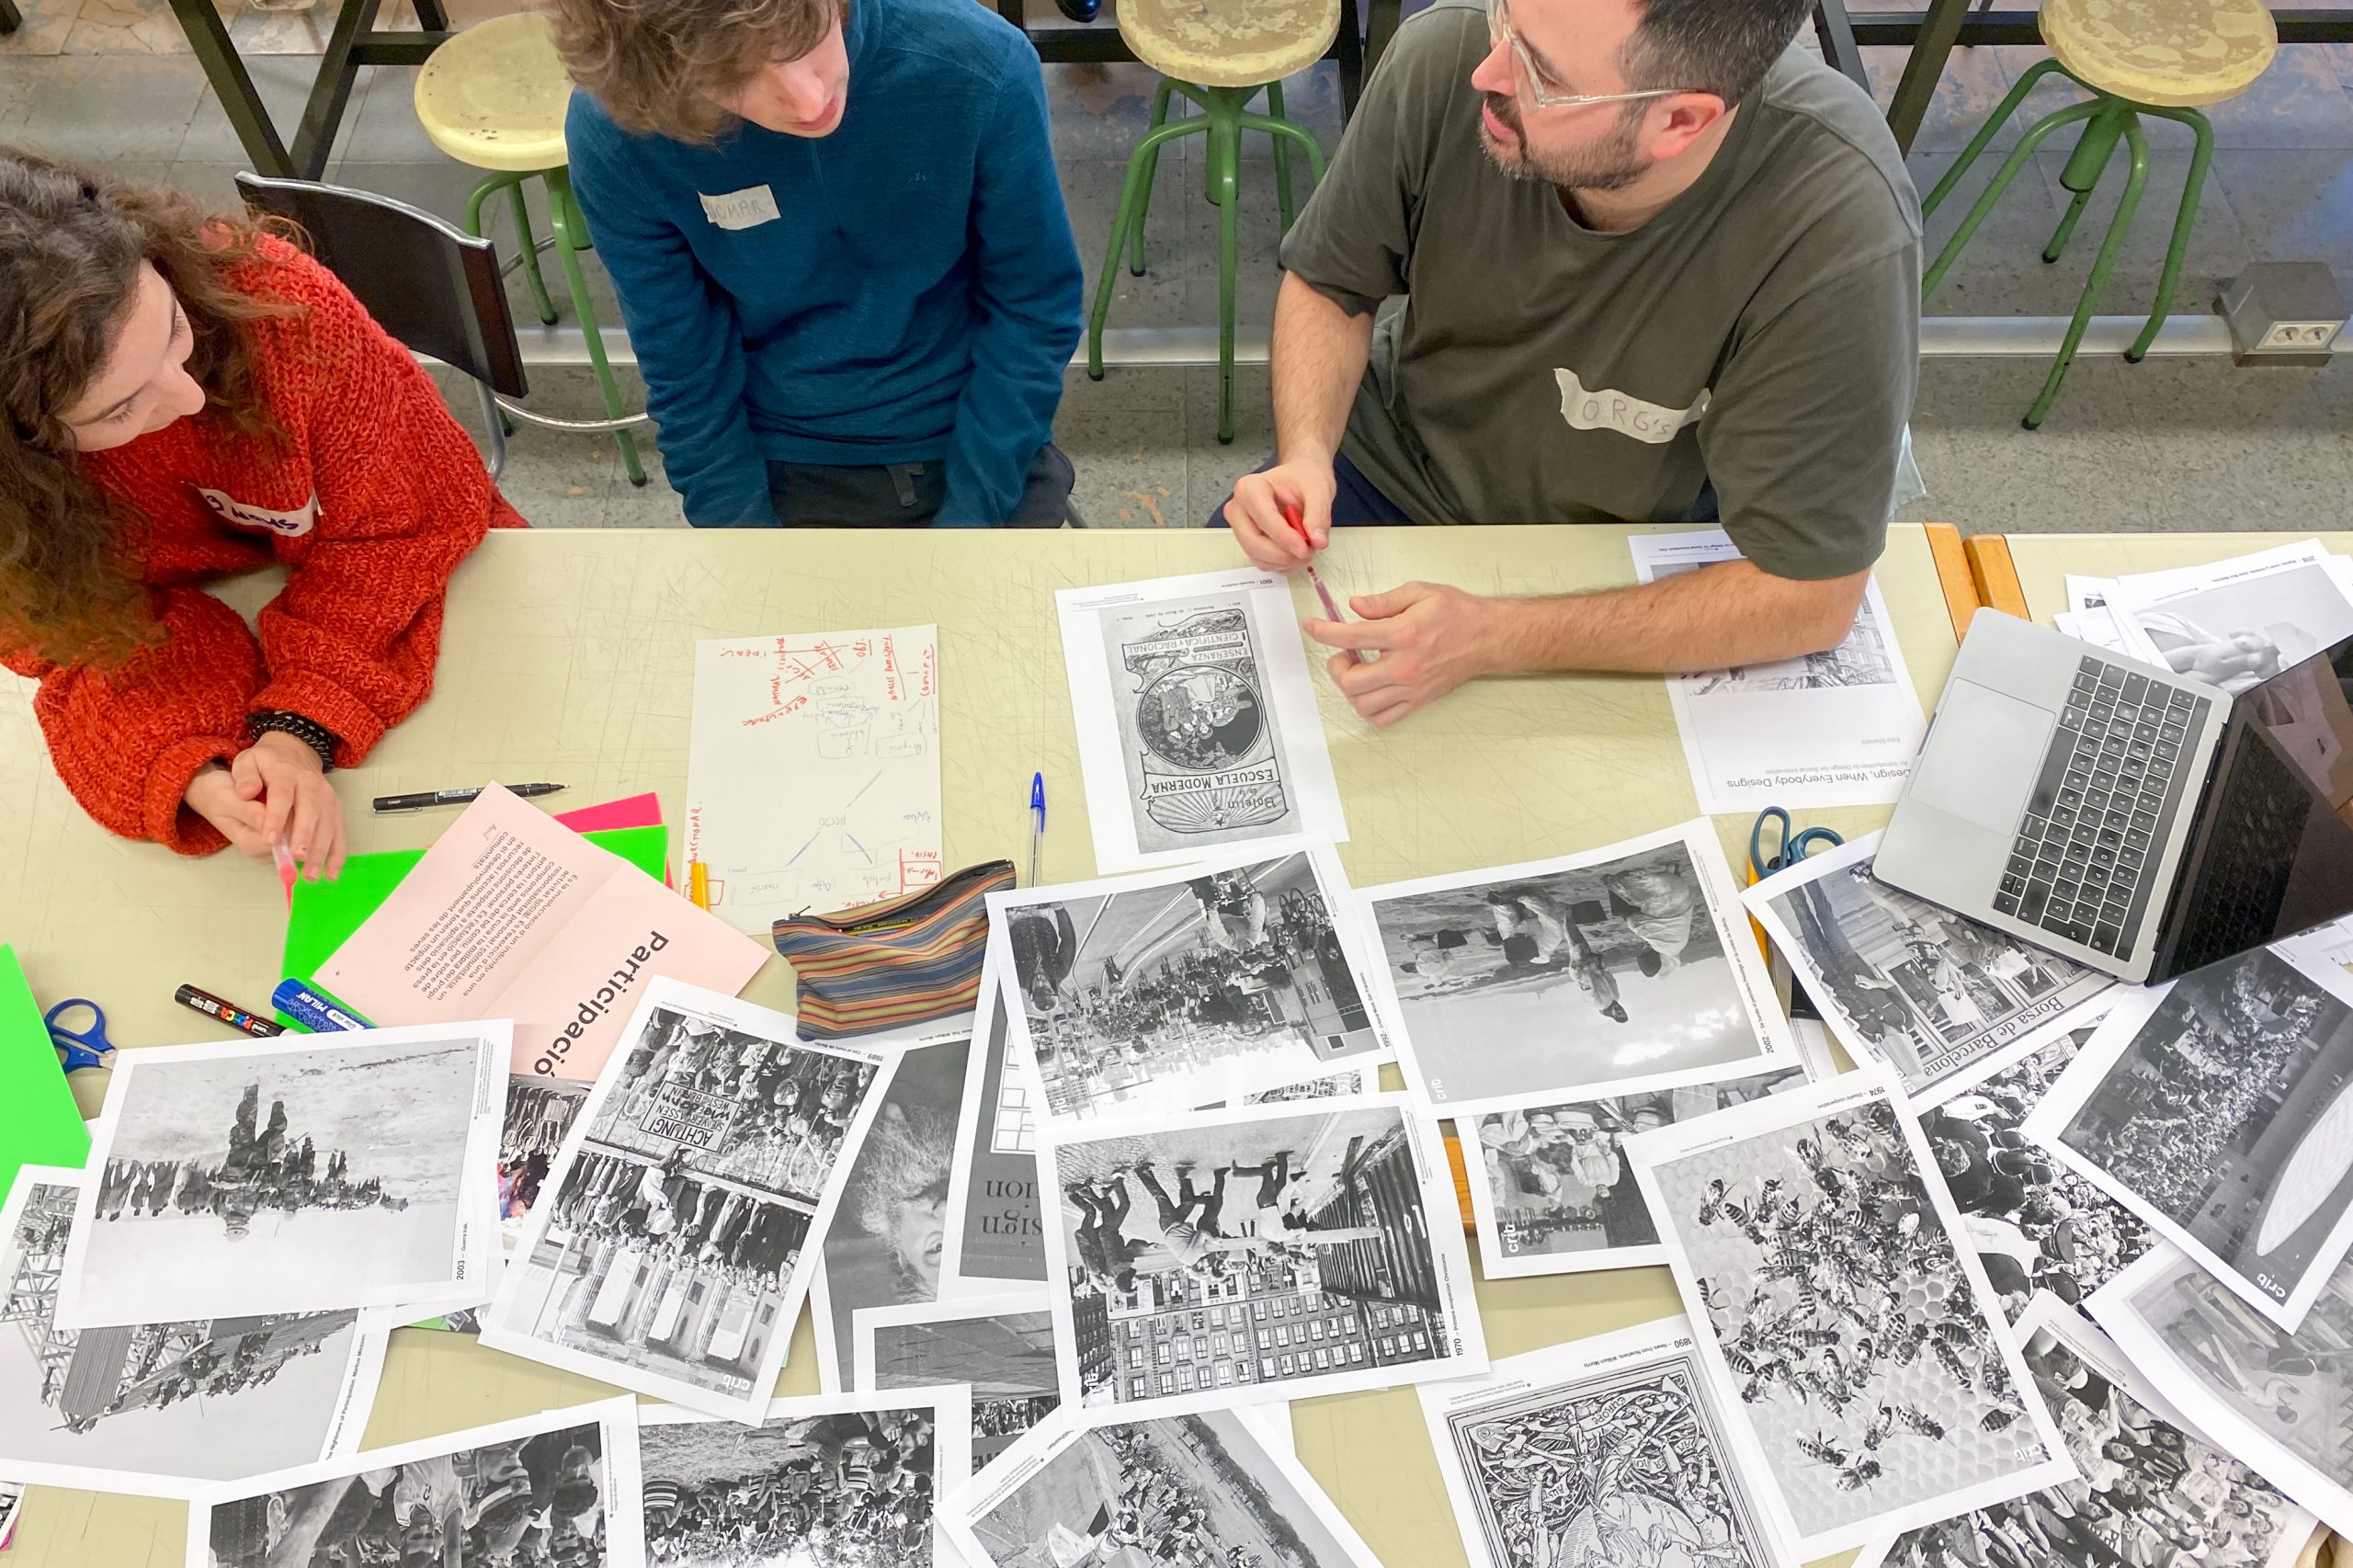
[1813,0,1869,97]
[287,0,384,179]
[1336,0,1363,115]
[1363,0,1400,84]
[1885,0,1972,155]
[169,0,296,176]
[167,0,447,182]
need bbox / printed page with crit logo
[316,785,768,1082]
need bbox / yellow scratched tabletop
[0,525,1960,1568]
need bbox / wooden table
[1967,529,2353,622]
[1,523,1975,1568]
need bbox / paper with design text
[1631,529,1927,814]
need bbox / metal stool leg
[1129,78,1178,277]
[2043,187,2097,263]
[463,171,557,327]
[1089,114,1206,381]
[1208,94,1242,445]
[1243,108,1329,186]
[2029,113,2151,428]
[1921,58,2063,221]
[1266,80,1296,238]
[505,183,559,326]
[1922,99,2100,301]
[2128,105,2215,363]
[2045,92,2133,267]
[541,165,647,485]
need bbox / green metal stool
[415,14,648,485]
[1920,0,2278,429]
[1089,0,1342,444]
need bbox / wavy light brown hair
[549,0,847,143]
[0,153,297,668]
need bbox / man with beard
[1215,0,1919,727]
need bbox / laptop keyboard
[2165,728,2315,975]
[1994,656,2211,958]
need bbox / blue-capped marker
[271,979,372,1034]
[1028,772,1046,889]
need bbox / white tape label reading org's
[699,185,783,232]
[1555,368,1711,445]
[196,486,318,537]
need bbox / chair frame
[236,171,529,480]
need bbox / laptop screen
[2160,636,2353,980]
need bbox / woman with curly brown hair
[0,153,524,870]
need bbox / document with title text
[1631,530,1927,814]
[317,785,767,1085]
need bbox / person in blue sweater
[551,0,1086,528]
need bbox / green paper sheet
[280,824,670,1023]
[0,943,92,1201]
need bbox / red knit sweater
[1,241,525,855]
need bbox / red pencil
[1280,503,1365,666]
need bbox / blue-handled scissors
[44,998,118,1074]
[1750,806,1844,882]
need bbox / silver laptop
[1877,611,2353,983]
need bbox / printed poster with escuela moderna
[315,785,767,1083]
[1631,528,1927,813]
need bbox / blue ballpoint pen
[1028,773,1046,888]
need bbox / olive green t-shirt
[1279,1,1922,580]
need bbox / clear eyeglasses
[1484,0,1688,112]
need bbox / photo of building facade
[1072,1122,1441,1402]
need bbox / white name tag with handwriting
[196,486,317,538]
[1555,368,1710,445]
[699,185,782,232]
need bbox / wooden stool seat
[414,12,571,173]
[1117,0,1339,88]
[2040,0,2278,108]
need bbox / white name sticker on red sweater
[197,486,317,538]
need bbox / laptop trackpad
[1909,679,2057,835]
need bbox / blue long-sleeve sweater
[564,0,1084,528]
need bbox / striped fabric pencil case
[771,859,1014,1040]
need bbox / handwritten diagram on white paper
[687,625,943,937]
[1631,530,1927,814]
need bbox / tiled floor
[6,0,2351,537]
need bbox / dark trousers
[1202,449,1417,529]
[1204,451,1723,528]
[767,443,1074,528]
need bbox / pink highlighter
[272,835,298,906]
[1280,503,1365,667]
